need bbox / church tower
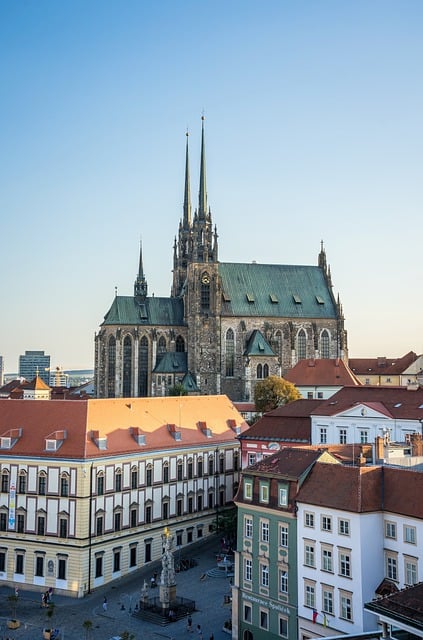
[134,240,148,301]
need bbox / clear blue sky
[1,0,422,372]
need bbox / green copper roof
[153,352,187,374]
[218,262,336,318]
[102,296,184,326]
[181,372,200,392]
[244,330,275,357]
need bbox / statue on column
[160,526,176,587]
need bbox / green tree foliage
[254,376,301,413]
[168,383,188,396]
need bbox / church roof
[285,358,361,386]
[102,296,184,326]
[153,352,187,374]
[244,330,275,357]
[219,262,336,318]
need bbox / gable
[330,402,393,420]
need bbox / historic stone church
[94,121,347,401]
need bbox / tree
[168,383,187,396]
[254,376,301,413]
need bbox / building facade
[0,395,246,597]
[95,122,348,402]
[19,350,50,385]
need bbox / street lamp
[215,447,219,535]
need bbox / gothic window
[138,336,149,397]
[225,328,235,377]
[257,364,263,379]
[156,336,166,365]
[175,335,185,352]
[297,329,307,360]
[122,335,132,397]
[321,330,330,359]
[201,275,210,311]
[272,330,282,360]
[107,336,116,397]
[263,363,269,378]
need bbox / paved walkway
[0,536,233,640]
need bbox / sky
[1,0,422,373]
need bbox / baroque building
[95,120,347,401]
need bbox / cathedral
[94,121,347,401]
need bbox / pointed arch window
[272,330,282,361]
[263,363,269,378]
[297,329,307,361]
[156,336,167,365]
[107,335,116,397]
[138,336,148,397]
[225,328,235,377]
[257,364,263,379]
[175,335,185,353]
[122,335,132,397]
[321,330,330,359]
[201,273,210,311]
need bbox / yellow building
[0,395,247,597]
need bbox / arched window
[122,335,132,397]
[257,364,263,379]
[138,336,148,397]
[321,330,330,359]
[225,328,235,377]
[175,335,185,353]
[201,274,210,310]
[107,336,116,397]
[1,470,9,493]
[60,473,69,497]
[263,363,269,378]
[156,336,166,365]
[297,329,306,360]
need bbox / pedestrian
[187,614,193,632]
[210,634,214,640]
[197,624,203,640]
[103,596,108,611]
[150,575,156,588]
[41,592,46,608]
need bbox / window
[59,518,68,538]
[257,364,263,379]
[225,329,235,377]
[60,475,69,497]
[360,430,369,444]
[219,455,224,474]
[35,556,44,577]
[305,543,315,567]
[115,471,122,492]
[57,557,66,580]
[146,467,153,486]
[1,472,9,493]
[305,582,315,608]
[405,558,418,585]
[340,592,353,621]
[248,453,256,466]
[197,494,203,511]
[197,459,203,478]
[131,468,138,489]
[244,480,253,500]
[16,553,24,574]
[122,334,132,397]
[244,558,252,582]
[114,512,121,532]
[17,513,25,533]
[175,335,185,352]
[322,516,332,532]
[280,524,288,547]
[404,525,416,544]
[163,464,169,483]
[321,330,330,359]
[37,515,45,536]
[322,547,333,572]
[386,553,398,581]
[339,550,351,577]
[260,609,269,630]
[244,603,252,622]
[305,512,314,528]
[0,551,5,572]
[385,521,396,539]
[263,363,269,378]
[339,519,350,536]
[113,550,121,573]
[96,515,103,536]
[208,457,214,475]
[260,564,269,587]
[279,486,288,506]
[0,513,6,531]
[279,570,288,593]
[131,508,138,527]
[177,462,183,481]
[38,474,46,495]
[279,616,288,638]
[234,451,239,471]
[97,474,104,496]
[320,428,327,444]
[95,555,103,578]
[177,498,183,516]
[322,587,334,614]
[18,473,26,494]
[245,517,253,539]
[188,496,193,513]
[188,460,193,479]
[260,483,269,503]
[339,429,347,444]
[201,278,210,311]
[130,546,137,568]
[297,329,306,360]
[261,521,269,542]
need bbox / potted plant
[7,594,20,629]
[43,603,56,639]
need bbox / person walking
[187,614,193,632]
[197,624,203,640]
[103,596,108,611]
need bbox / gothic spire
[183,131,191,229]
[198,116,207,219]
[134,239,148,300]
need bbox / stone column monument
[159,527,176,610]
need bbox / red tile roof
[239,400,323,443]
[312,385,423,419]
[246,447,336,478]
[349,351,419,376]
[285,358,361,386]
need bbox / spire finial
[198,114,207,219]
[183,130,191,228]
[134,239,148,300]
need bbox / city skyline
[1,1,422,371]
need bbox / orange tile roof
[312,385,423,419]
[0,395,247,459]
[349,351,419,376]
[285,358,361,386]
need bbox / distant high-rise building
[0,356,3,386]
[19,350,50,385]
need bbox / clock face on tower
[201,273,210,284]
